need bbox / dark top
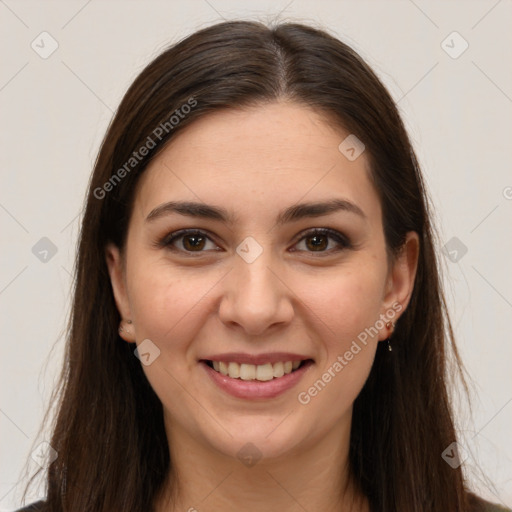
[16,494,512,511]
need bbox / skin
[106,101,419,512]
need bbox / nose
[218,246,294,336]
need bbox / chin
[203,418,308,465]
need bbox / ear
[105,242,136,343]
[378,231,420,340]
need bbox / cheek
[127,261,208,350]
[293,260,384,403]
[125,263,211,413]
[295,268,381,425]
[299,261,386,344]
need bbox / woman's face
[106,101,418,463]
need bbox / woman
[18,20,510,512]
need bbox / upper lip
[201,353,313,365]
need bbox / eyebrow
[145,198,366,225]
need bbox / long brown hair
[24,20,481,511]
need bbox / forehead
[133,101,382,226]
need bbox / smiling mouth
[201,359,313,381]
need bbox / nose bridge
[219,236,293,334]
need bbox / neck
[154,417,369,512]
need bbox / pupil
[184,235,205,251]
[307,235,327,251]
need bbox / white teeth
[273,361,284,378]
[219,361,229,376]
[239,363,256,380]
[256,363,274,381]
[209,360,305,381]
[228,362,240,378]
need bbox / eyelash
[157,228,352,257]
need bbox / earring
[118,319,132,334]
[385,321,396,352]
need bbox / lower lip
[200,360,314,399]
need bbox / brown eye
[293,228,351,254]
[305,233,329,251]
[158,227,351,257]
[181,233,207,251]
[161,229,219,253]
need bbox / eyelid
[157,227,352,255]
[292,227,352,252]
[157,228,220,251]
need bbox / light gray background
[1,0,511,509]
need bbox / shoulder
[14,500,45,512]
[467,491,512,512]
